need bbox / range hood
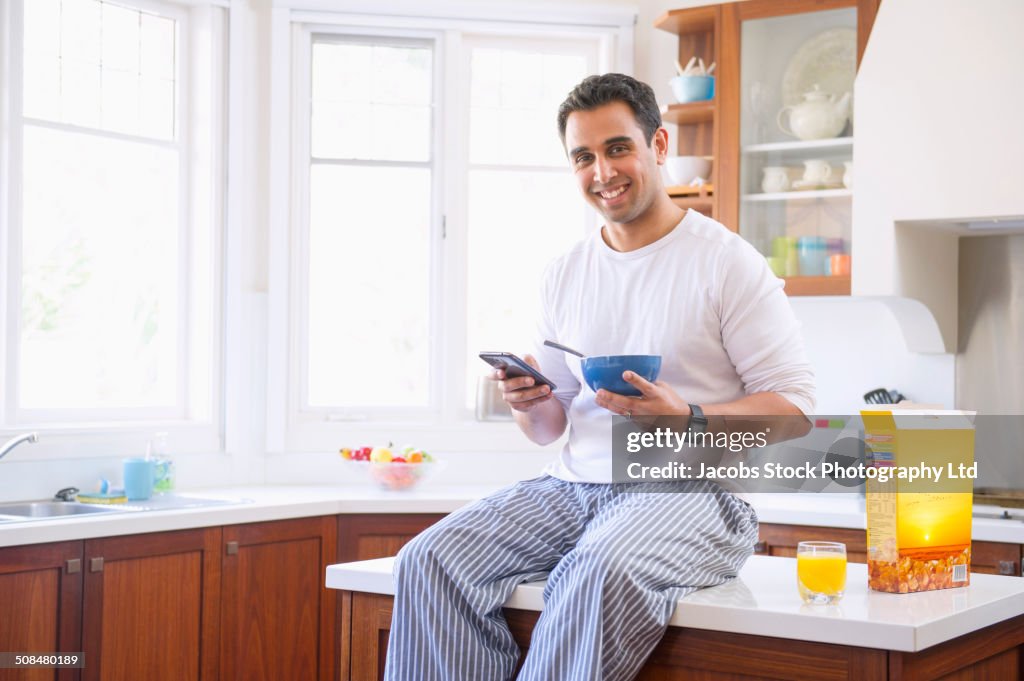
[851,0,1024,352]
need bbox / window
[279,11,629,449]
[463,37,597,408]
[1,0,224,445]
[306,38,435,411]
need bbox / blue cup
[123,458,155,500]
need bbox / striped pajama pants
[384,474,759,681]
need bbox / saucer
[793,178,845,191]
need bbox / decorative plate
[782,28,857,107]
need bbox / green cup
[766,256,786,277]
[772,236,796,259]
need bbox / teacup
[761,166,791,193]
[802,160,832,184]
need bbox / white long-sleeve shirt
[532,209,816,483]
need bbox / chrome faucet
[0,432,39,461]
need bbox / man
[385,74,815,681]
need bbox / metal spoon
[544,340,586,358]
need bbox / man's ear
[652,127,670,163]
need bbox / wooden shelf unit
[661,101,715,126]
[783,275,850,296]
[656,0,880,297]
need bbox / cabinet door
[971,541,1021,576]
[756,523,868,563]
[220,516,337,681]
[348,592,393,681]
[337,514,445,563]
[82,528,221,681]
[0,541,83,681]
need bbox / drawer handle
[753,541,768,553]
[66,559,81,574]
[997,560,1018,576]
[226,541,239,556]
[90,557,104,573]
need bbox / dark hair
[557,73,662,146]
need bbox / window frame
[271,9,631,453]
[0,0,227,457]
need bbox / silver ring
[625,410,632,420]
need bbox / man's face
[563,101,668,226]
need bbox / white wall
[5,0,977,498]
[852,0,1024,349]
[790,298,953,413]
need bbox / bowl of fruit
[340,444,440,491]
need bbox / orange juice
[797,554,847,598]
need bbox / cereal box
[862,408,976,593]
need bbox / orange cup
[829,254,851,277]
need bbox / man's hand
[593,371,690,418]
[496,354,553,413]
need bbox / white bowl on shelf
[664,156,712,186]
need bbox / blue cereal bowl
[581,355,662,397]
[669,75,715,103]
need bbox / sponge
[77,492,128,505]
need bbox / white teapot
[777,85,851,141]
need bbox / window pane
[311,41,432,161]
[19,126,180,409]
[23,0,176,140]
[101,3,139,73]
[465,169,587,405]
[469,47,588,166]
[307,165,432,408]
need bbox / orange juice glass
[797,541,847,604]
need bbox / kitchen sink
[0,501,129,519]
[0,494,250,523]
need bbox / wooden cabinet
[756,522,868,563]
[757,524,1024,576]
[0,515,345,681]
[971,540,1022,576]
[337,513,445,563]
[220,517,337,681]
[82,528,221,681]
[343,591,1024,680]
[0,541,82,681]
[656,0,881,297]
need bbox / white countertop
[0,484,505,548]
[325,554,1024,652]
[3,484,1024,547]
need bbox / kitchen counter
[0,484,504,548]
[4,484,1024,547]
[326,554,1024,653]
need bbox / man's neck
[601,199,687,253]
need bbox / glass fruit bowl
[341,460,442,491]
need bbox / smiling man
[384,74,815,681]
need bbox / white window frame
[0,0,227,458]
[268,5,633,453]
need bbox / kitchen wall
[958,235,1024,489]
[3,0,985,498]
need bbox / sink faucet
[0,432,39,461]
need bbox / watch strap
[688,403,708,432]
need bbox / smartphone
[479,352,557,391]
